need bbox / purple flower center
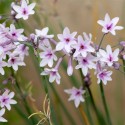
[75,91,81,96]
[22,8,27,15]
[46,52,53,58]
[80,44,85,50]
[11,58,15,64]
[65,38,70,43]
[106,23,113,30]
[99,72,106,79]
[52,71,56,76]
[12,32,16,37]
[82,59,88,64]
[2,97,9,103]
[108,55,113,62]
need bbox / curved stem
[97,33,106,51]
[99,82,112,125]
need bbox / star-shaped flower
[97,69,112,85]
[76,54,96,76]
[73,35,95,57]
[0,90,17,111]
[64,87,85,108]
[97,45,119,67]
[13,0,36,20]
[56,27,77,53]
[97,13,123,35]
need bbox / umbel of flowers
[0,0,125,123]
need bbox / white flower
[73,35,95,57]
[64,87,85,108]
[97,13,123,35]
[8,55,26,71]
[8,24,24,42]
[41,68,61,84]
[56,27,77,53]
[0,108,7,122]
[13,0,36,20]
[97,45,119,67]
[97,69,112,85]
[35,27,54,39]
[39,47,57,67]
[76,54,96,76]
[0,90,17,111]
[41,57,62,84]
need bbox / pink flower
[76,54,96,76]
[35,27,54,39]
[8,55,26,71]
[73,35,95,57]
[12,0,36,20]
[64,87,85,108]
[0,90,17,111]
[97,69,112,85]
[41,58,62,84]
[97,45,119,67]
[97,13,123,35]
[8,24,24,42]
[41,68,61,84]
[39,47,57,67]
[56,27,77,53]
[0,108,7,122]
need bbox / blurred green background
[0,0,125,125]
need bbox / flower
[39,47,57,67]
[8,55,26,71]
[8,24,24,42]
[97,45,119,67]
[73,35,95,57]
[56,27,77,53]
[12,0,36,20]
[41,57,62,84]
[0,90,17,110]
[35,27,54,39]
[64,87,85,108]
[97,13,123,35]
[97,69,112,85]
[0,108,7,122]
[41,68,61,84]
[75,54,96,76]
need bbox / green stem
[122,59,125,73]
[11,68,37,125]
[97,33,106,51]
[99,82,112,125]
[79,68,106,124]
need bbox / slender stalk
[99,82,112,125]
[79,105,90,125]
[79,68,106,124]
[87,86,106,125]
[122,59,125,73]
[10,68,37,125]
[97,33,106,51]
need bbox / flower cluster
[0,90,17,122]
[0,0,125,112]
